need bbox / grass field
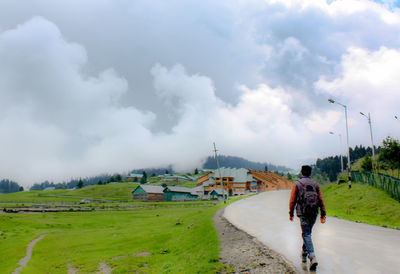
[321,182,400,229]
[0,183,246,273]
[0,183,138,203]
[0,204,228,273]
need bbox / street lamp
[329,131,344,172]
[328,98,351,187]
[360,112,376,166]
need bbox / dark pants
[300,215,317,258]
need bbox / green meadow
[0,205,227,273]
[0,183,139,203]
[0,183,237,273]
[321,182,400,229]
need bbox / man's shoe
[301,251,307,263]
[309,256,318,271]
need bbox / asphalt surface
[224,190,400,274]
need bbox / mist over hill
[202,155,291,172]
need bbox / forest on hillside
[202,155,291,172]
[313,144,379,182]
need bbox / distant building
[126,173,144,181]
[197,167,292,196]
[163,186,199,201]
[43,187,56,191]
[132,185,164,201]
[161,175,196,182]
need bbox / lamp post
[329,131,344,172]
[328,99,351,188]
[360,112,376,167]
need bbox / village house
[196,167,292,196]
[163,186,199,201]
[132,185,164,201]
[210,188,228,201]
[126,173,143,181]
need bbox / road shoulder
[213,208,296,273]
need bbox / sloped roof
[249,170,293,189]
[133,185,164,194]
[164,186,198,195]
[212,167,253,182]
[127,173,143,178]
[211,188,228,195]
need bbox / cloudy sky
[0,0,400,186]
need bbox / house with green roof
[163,186,199,201]
[132,185,164,201]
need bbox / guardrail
[352,171,400,202]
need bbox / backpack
[297,181,319,217]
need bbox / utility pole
[329,131,344,172]
[213,142,226,203]
[360,112,376,168]
[329,99,351,188]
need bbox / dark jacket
[289,176,326,218]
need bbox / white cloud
[0,1,400,186]
[316,46,400,146]
[305,111,342,133]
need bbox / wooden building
[163,186,199,201]
[210,188,228,201]
[126,173,143,181]
[132,185,164,201]
[197,167,292,196]
[248,170,292,191]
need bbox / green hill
[321,182,400,229]
[0,183,138,203]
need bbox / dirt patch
[133,252,152,257]
[13,234,47,274]
[214,209,296,273]
[96,262,112,274]
[67,264,79,274]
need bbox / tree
[194,168,199,175]
[140,171,147,184]
[286,173,293,180]
[151,173,156,177]
[378,136,400,175]
[77,179,84,189]
[133,177,138,182]
[114,174,122,182]
[165,170,169,174]
[97,180,103,185]
[361,155,373,171]
[19,186,24,191]
[264,165,268,172]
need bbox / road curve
[224,190,400,274]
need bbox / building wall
[133,193,147,200]
[164,191,198,201]
[147,193,164,201]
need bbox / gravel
[213,209,296,273]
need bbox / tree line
[0,179,23,193]
[203,155,290,172]
[313,136,400,182]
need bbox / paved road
[224,190,400,273]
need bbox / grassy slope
[1,174,202,204]
[0,183,138,203]
[321,182,400,229]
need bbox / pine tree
[77,179,84,189]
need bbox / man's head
[301,165,312,177]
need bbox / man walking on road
[289,165,326,271]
